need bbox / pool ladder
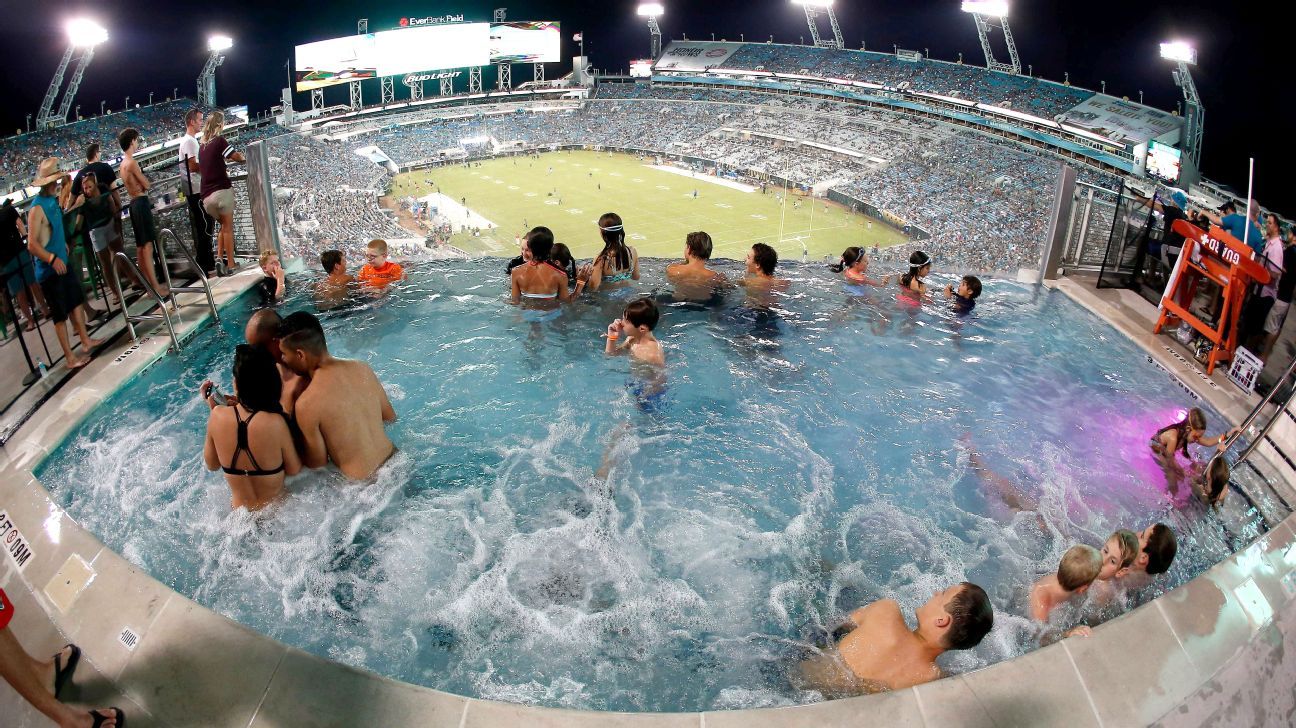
[109,228,220,352]
[1209,355,1296,525]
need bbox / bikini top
[222,407,285,478]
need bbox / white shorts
[89,225,115,253]
[203,188,235,218]
[1265,299,1290,335]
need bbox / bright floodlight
[208,35,233,52]
[792,0,835,7]
[637,3,664,16]
[1160,41,1196,65]
[66,19,108,48]
[961,0,1008,16]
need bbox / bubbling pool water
[37,259,1259,711]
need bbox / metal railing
[110,251,180,352]
[157,227,220,325]
[1214,356,1296,472]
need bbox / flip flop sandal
[90,707,125,728]
[53,644,80,699]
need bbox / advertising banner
[653,42,745,73]
[1058,96,1182,147]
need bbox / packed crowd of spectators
[1,100,197,192]
[721,43,1094,118]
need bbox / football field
[385,150,909,261]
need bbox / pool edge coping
[0,272,1290,727]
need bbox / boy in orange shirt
[357,239,405,289]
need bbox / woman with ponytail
[582,212,639,292]
[831,246,891,286]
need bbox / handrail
[110,251,180,352]
[1208,354,1296,478]
[157,227,220,325]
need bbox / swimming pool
[35,259,1265,712]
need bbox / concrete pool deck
[2,270,1296,727]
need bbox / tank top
[31,193,69,283]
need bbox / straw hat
[32,157,67,187]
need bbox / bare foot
[66,356,91,370]
[64,708,121,728]
[81,338,106,350]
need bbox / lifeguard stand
[1154,219,1271,374]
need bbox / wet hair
[962,275,983,299]
[1057,544,1102,591]
[526,226,555,261]
[185,107,203,127]
[831,246,865,273]
[899,250,931,288]
[232,344,284,415]
[118,127,140,152]
[550,242,577,282]
[247,309,283,345]
[279,311,327,355]
[1112,530,1139,570]
[320,249,343,274]
[1155,407,1207,458]
[367,238,389,255]
[258,250,278,268]
[1205,457,1231,502]
[623,297,660,331]
[1144,523,1177,575]
[751,243,778,276]
[943,582,993,650]
[85,143,100,161]
[595,212,631,271]
[686,231,713,260]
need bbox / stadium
[1,3,1294,727]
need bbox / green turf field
[386,150,909,261]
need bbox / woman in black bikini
[202,344,302,510]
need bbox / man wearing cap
[1132,189,1189,273]
[26,158,104,370]
[1204,200,1265,256]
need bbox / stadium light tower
[1161,41,1203,168]
[637,3,665,60]
[198,35,232,107]
[38,18,108,129]
[961,0,1020,75]
[792,0,844,49]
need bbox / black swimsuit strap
[222,407,284,477]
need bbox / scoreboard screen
[295,23,490,92]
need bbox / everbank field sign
[400,15,465,27]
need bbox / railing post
[1039,162,1077,282]
[245,140,283,261]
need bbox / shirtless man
[316,249,354,311]
[665,231,727,302]
[799,583,993,696]
[118,128,168,298]
[278,311,396,479]
[738,243,790,309]
[1112,522,1178,591]
[245,309,306,415]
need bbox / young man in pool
[1029,544,1102,622]
[605,297,665,367]
[797,583,993,696]
[1113,523,1178,590]
[665,231,727,301]
[245,308,307,416]
[316,249,354,311]
[738,243,790,309]
[278,311,397,480]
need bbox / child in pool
[1030,544,1102,622]
[831,246,891,287]
[944,275,982,314]
[605,297,665,367]
[897,250,932,298]
[1149,408,1239,486]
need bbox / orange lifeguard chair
[1153,219,1271,374]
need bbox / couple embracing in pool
[200,309,398,510]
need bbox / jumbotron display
[295,21,560,91]
[490,21,560,64]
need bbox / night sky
[2,1,1289,210]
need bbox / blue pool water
[37,260,1262,711]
